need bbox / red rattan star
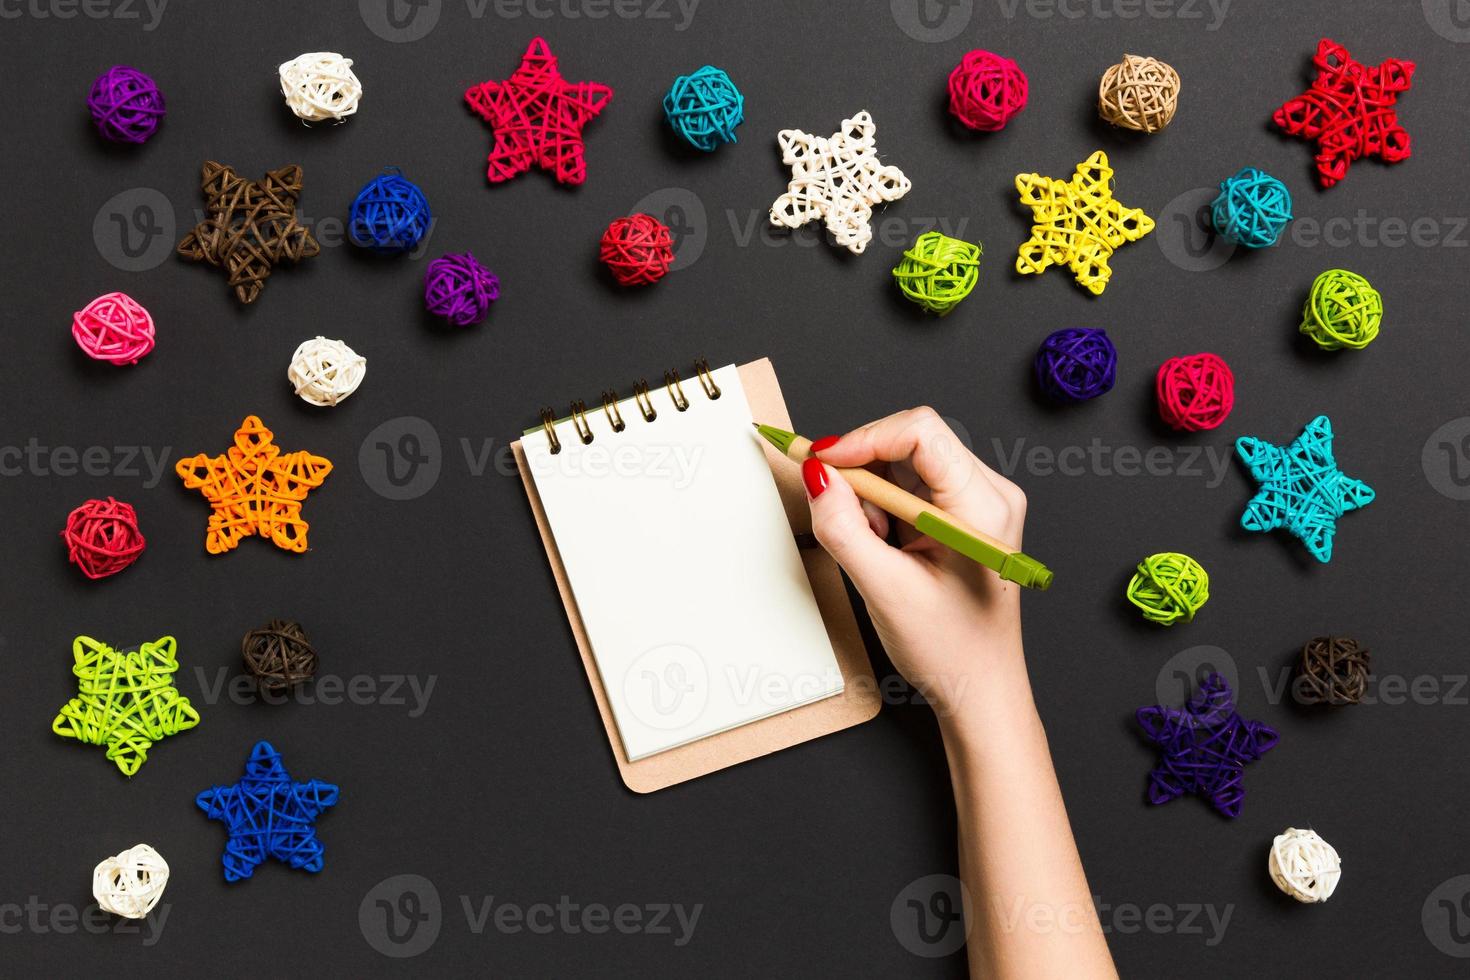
[464,37,612,186]
[1272,38,1414,188]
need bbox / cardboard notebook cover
[512,357,880,793]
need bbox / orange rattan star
[176,416,332,555]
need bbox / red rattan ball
[62,497,145,579]
[1156,353,1235,432]
[947,49,1028,132]
[599,213,674,287]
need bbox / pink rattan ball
[73,292,155,365]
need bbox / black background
[3,0,1468,974]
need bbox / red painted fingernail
[802,457,830,499]
[810,435,840,453]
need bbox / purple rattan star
[1136,672,1278,819]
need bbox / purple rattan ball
[87,66,165,144]
[423,252,499,327]
[1035,328,1117,402]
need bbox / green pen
[755,423,1053,591]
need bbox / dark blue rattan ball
[1035,328,1117,402]
[348,169,432,254]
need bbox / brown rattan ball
[1293,636,1370,706]
[241,619,318,693]
[1098,54,1180,134]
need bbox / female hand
[802,407,1030,719]
[806,409,1117,979]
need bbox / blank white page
[522,364,843,761]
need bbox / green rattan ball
[893,231,982,316]
[1126,552,1209,626]
[1300,269,1381,350]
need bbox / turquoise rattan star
[1235,415,1374,562]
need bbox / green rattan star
[1236,415,1375,563]
[52,635,200,775]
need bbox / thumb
[804,458,904,589]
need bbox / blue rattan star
[197,741,339,882]
[1236,415,1375,562]
[1136,672,1278,819]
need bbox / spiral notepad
[519,360,846,763]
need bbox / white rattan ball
[93,843,168,919]
[1268,827,1341,903]
[279,52,362,123]
[288,336,367,407]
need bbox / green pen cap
[916,512,1052,591]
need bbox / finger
[804,459,907,588]
[894,517,924,548]
[814,407,982,499]
[886,456,928,501]
[859,499,890,539]
[816,408,1019,536]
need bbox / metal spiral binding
[569,400,593,444]
[694,358,721,399]
[540,359,722,454]
[632,379,657,423]
[539,407,561,454]
[664,370,690,411]
[601,390,626,432]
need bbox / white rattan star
[769,110,911,255]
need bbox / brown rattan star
[178,162,320,304]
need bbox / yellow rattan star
[1014,150,1154,296]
